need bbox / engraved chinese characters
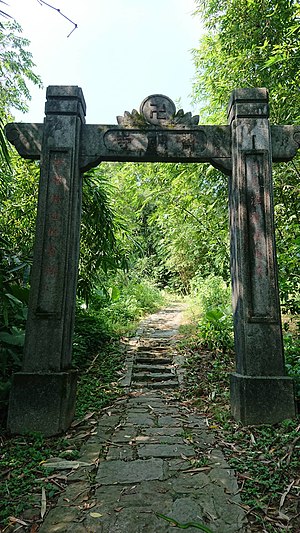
[103,129,207,158]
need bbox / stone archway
[5,86,298,435]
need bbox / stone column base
[230,373,296,425]
[7,371,77,436]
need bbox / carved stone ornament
[117,94,199,129]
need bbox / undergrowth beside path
[179,334,300,532]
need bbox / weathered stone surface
[231,373,296,424]
[84,505,171,533]
[7,86,86,436]
[228,87,296,424]
[135,434,185,444]
[96,480,172,507]
[97,414,122,429]
[7,371,77,436]
[171,495,246,533]
[113,426,138,442]
[96,458,165,484]
[157,415,183,426]
[171,472,211,495]
[141,426,183,436]
[125,413,156,426]
[39,506,80,532]
[5,122,43,159]
[106,444,134,461]
[137,443,195,458]
[80,124,231,171]
[209,467,240,493]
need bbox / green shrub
[0,282,29,413]
[86,275,164,335]
[189,274,234,352]
[73,307,112,370]
[283,321,300,398]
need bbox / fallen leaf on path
[42,458,92,469]
[277,511,291,522]
[182,467,211,473]
[71,412,96,427]
[41,487,46,519]
[8,517,29,526]
[89,512,103,518]
[81,501,96,510]
[279,480,295,511]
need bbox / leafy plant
[0,433,71,525]
[188,274,234,352]
[283,320,300,399]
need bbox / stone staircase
[120,339,181,391]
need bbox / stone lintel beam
[5,123,43,160]
[6,122,299,174]
[271,125,300,162]
[79,124,232,174]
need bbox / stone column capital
[45,85,86,122]
[228,88,269,124]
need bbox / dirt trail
[39,303,249,533]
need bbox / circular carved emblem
[140,94,176,126]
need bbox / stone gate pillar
[7,86,85,436]
[228,88,295,424]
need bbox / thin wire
[37,0,78,37]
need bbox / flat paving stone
[96,414,122,429]
[157,415,183,426]
[138,443,195,458]
[112,426,137,442]
[141,426,183,436]
[39,506,80,532]
[125,413,156,426]
[96,458,165,484]
[106,444,134,461]
[135,434,186,444]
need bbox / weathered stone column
[7,86,85,436]
[228,88,295,424]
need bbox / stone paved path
[40,303,249,532]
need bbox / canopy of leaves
[192,0,300,312]
[104,161,230,293]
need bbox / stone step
[135,357,172,365]
[132,372,176,382]
[131,380,179,389]
[137,347,170,354]
[134,364,174,373]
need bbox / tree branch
[36,0,78,37]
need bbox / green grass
[0,433,72,525]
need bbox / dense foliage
[192,0,300,314]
